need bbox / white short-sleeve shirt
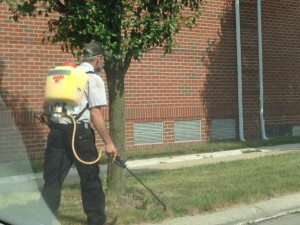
[75,62,107,123]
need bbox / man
[41,41,118,225]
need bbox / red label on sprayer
[53,75,64,83]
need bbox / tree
[1,0,206,195]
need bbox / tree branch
[53,0,66,14]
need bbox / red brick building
[0,0,299,160]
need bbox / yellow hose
[68,115,102,165]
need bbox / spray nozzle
[114,156,127,169]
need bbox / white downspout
[257,0,268,140]
[235,0,245,141]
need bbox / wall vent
[174,120,201,142]
[134,122,163,145]
[211,119,236,140]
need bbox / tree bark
[105,64,126,195]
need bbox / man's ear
[93,57,99,67]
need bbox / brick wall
[125,0,239,149]
[0,5,73,160]
[0,0,299,160]
[239,0,300,137]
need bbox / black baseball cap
[83,41,111,57]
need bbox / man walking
[41,41,118,225]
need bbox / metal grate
[211,119,236,140]
[134,122,163,145]
[174,120,201,142]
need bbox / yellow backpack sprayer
[35,62,102,165]
[45,62,87,106]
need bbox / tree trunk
[105,64,126,195]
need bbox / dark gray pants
[41,122,106,225]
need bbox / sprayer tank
[45,66,88,106]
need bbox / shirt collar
[79,62,94,72]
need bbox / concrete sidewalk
[2,143,299,185]
[1,143,300,225]
[126,143,300,171]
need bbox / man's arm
[90,106,118,162]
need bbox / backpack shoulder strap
[75,71,92,121]
[75,103,89,121]
[86,70,103,78]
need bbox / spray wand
[114,156,167,211]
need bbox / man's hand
[105,143,119,162]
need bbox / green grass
[56,151,300,225]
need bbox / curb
[237,209,300,225]
[144,193,300,225]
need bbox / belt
[49,121,90,129]
[77,121,90,129]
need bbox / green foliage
[3,0,206,64]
